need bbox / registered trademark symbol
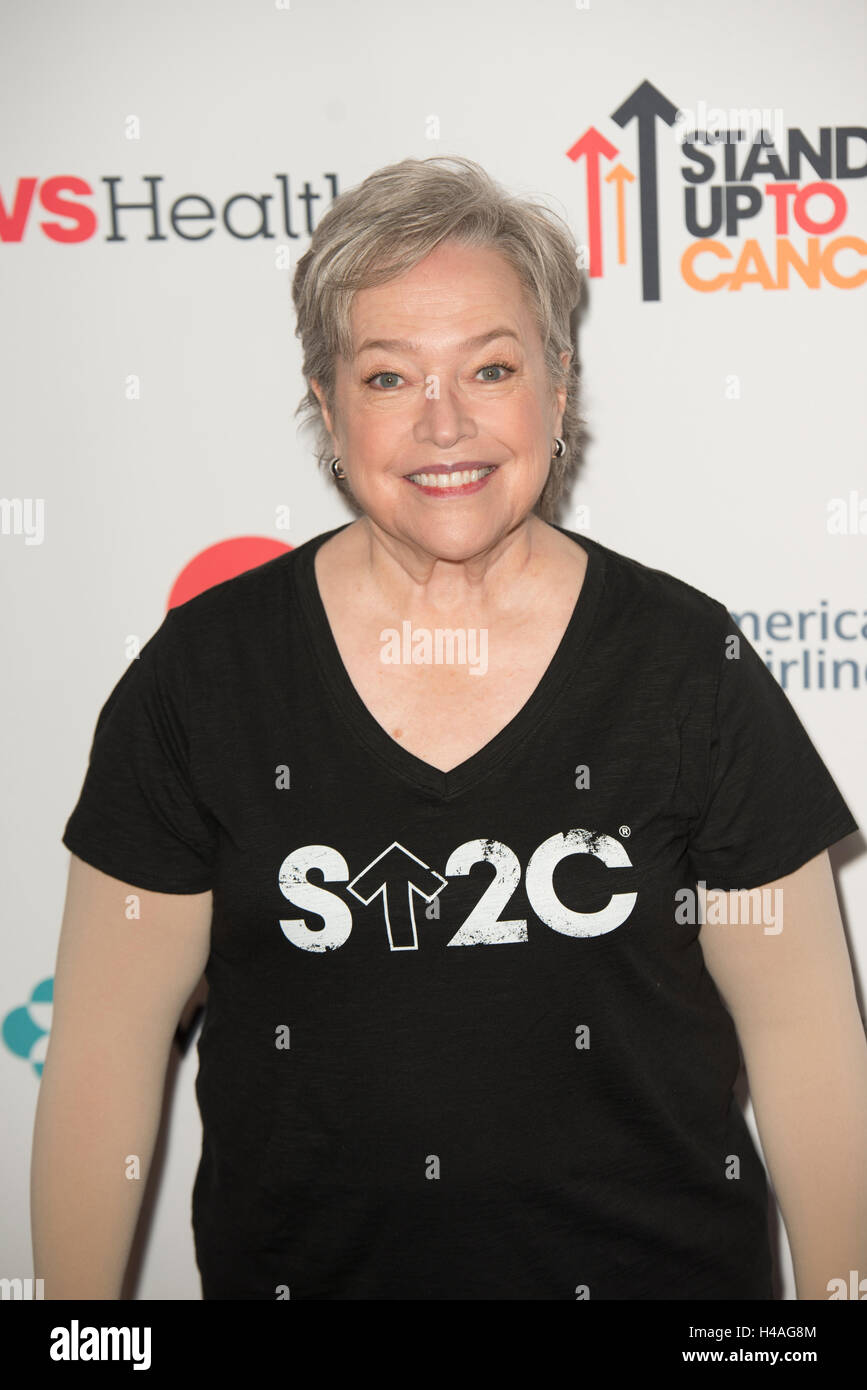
[619,825,631,837]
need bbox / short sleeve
[686,609,859,891]
[62,606,217,893]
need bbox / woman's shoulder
[152,528,344,692]
[555,524,736,645]
[167,527,342,628]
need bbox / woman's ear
[310,377,336,440]
[554,350,571,429]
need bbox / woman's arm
[31,855,213,1298]
[698,851,867,1300]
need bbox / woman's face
[312,240,569,562]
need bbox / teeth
[408,466,495,487]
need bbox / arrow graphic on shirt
[347,842,448,951]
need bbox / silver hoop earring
[330,456,346,480]
[552,437,566,459]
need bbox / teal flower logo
[3,978,53,1077]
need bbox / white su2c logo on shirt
[277,829,638,952]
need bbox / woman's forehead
[347,252,534,351]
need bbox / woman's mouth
[404,465,498,496]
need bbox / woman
[36,156,865,1300]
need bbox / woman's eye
[364,371,403,389]
[364,362,516,389]
[476,362,515,381]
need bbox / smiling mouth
[405,465,498,488]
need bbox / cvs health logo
[0,172,336,244]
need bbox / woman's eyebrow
[354,327,521,358]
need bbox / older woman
[39,157,865,1302]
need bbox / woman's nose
[412,379,477,445]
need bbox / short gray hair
[291,155,586,521]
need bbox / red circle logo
[167,536,292,609]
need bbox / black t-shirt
[61,523,859,1300]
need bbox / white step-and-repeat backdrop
[2,0,864,1300]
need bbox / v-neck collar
[292,521,607,801]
